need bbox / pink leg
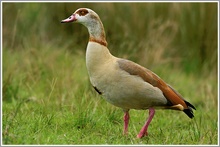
[137,108,155,138]
[123,110,130,135]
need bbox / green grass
[2,2,218,145]
[2,46,218,145]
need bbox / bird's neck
[86,19,108,47]
[85,17,111,77]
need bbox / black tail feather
[183,108,194,118]
[183,100,196,119]
[184,100,196,110]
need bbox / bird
[61,8,196,138]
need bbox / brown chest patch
[89,37,108,47]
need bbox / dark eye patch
[77,9,89,16]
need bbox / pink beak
[61,14,77,23]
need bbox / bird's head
[61,8,100,26]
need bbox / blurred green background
[2,2,218,145]
[3,2,217,73]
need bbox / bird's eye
[80,11,85,15]
[77,9,88,16]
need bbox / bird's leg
[123,110,130,135]
[137,108,155,138]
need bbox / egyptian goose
[61,8,196,138]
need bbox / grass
[2,45,218,145]
[2,2,218,145]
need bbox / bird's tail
[167,85,196,119]
[183,100,196,118]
